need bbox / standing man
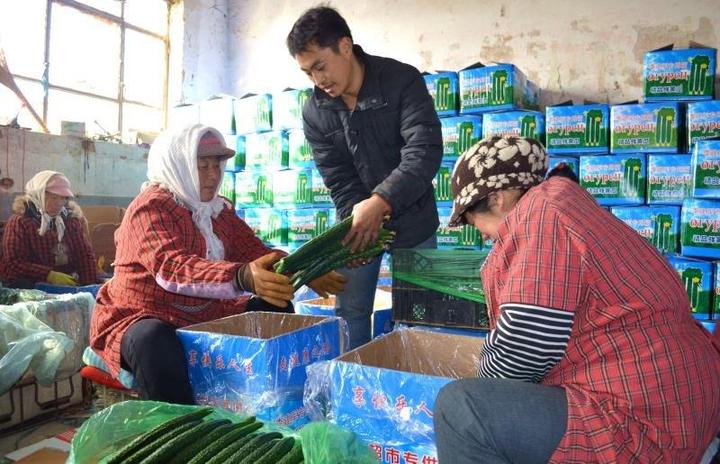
[287,6,443,349]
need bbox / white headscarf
[142,124,230,261]
[24,170,67,242]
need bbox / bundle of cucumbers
[274,215,395,289]
[105,408,303,464]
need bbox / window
[0,0,169,141]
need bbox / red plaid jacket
[0,205,98,285]
[90,186,270,377]
[482,176,720,463]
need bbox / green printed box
[545,104,610,154]
[234,93,273,134]
[611,103,683,154]
[691,140,720,199]
[434,161,455,206]
[235,171,273,208]
[681,198,720,259]
[666,254,713,319]
[440,116,483,160]
[223,135,246,172]
[273,169,313,207]
[288,129,315,169]
[579,154,646,206]
[459,63,539,115]
[219,172,236,204]
[311,168,332,205]
[199,96,236,135]
[610,206,680,254]
[687,101,720,149]
[647,154,692,205]
[286,208,334,248]
[245,131,289,171]
[424,72,459,117]
[644,45,716,102]
[273,88,312,130]
[437,207,483,249]
[482,110,545,141]
[244,208,287,246]
[548,156,579,177]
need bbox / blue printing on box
[644,47,717,102]
[177,313,341,426]
[666,254,713,318]
[439,115,482,161]
[647,154,692,205]
[610,206,681,254]
[610,103,682,154]
[579,154,647,206]
[687,100,720,149]
[681,198,720,259]
[482,110,545,141]
[691,140,720,199]
[545,104,610,154]
[424,72,459,118]
[311,168,333,205]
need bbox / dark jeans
[434,378,568,464]
[120,297,293,403]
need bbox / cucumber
[204,431,259,464]
[255,436,295,464]
[141,418,229,463]
[224,432,283,464]
[122,420,201,464]
[187,421,263,464]
[236,438,279,464]
[276,443,305,464]
[168,420,234,464]
[106,407,213,464]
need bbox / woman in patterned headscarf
[434,135,720,464]
[90,124,345,404]
[0,170,98,288]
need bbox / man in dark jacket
[287,6,442,348]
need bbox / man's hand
[343,194,392,253]
[308,271,348,298]
[243,252,295,307]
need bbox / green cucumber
[236,439,279,464]
[141,418,230,463]
[122,420,201,464]
[275,443,305,464]
[256,436,295,464]
[187,421,263,464]
[169,421,234,464]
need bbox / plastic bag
[67,400,268,464]
[0,304,73,394]
[299,421,377,464]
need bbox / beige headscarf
[24,170,69,242]
[142,124,230,261]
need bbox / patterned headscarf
[448,136,548,227]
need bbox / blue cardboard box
[702,319,717,333]
[243,207,287,246]
[323,330,483,463]
[482,110,545,141]
[545,104,610,154]
[647,154,692,205]
[644,45,716,102]
[245,131,289,171]
[177,312,343,428]
[548,156,580,178]
[286,207,334,248]
[273,169,313,207]
[665,255,714,319]
[434,161,455,207]
[223,135,246,172]
[439,116,482,161]
[234,171,274,207]
[610,102,683,154]
[273,88,312,130]
[681,198,720,259]
[311,168,332,206]
[424,72,459,117]
[579,154,647,206]
[288,129,315,169]
[610,205,681,254]
[199,96,236,135]
[459,63,539,114]
[234,93,273,134]
[691,140,720,199]
[687,101,720,149]
[714,262,719,320]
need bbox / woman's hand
[241,252,295,307]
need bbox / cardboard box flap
[617,100,640,105]
[550,100,574,107]
[337,330,482,379]
[582,99,602,105]
[650,44,675,52]
[181,311,334,340]
[461,61,486,70]
[650,42,715,52]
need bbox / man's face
[197,156,222,202]
[295,38,354,98]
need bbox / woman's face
[44,191,68,216]
[197,156,223,202]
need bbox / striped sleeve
[478,303,575,382]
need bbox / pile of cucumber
[105,408,303,464]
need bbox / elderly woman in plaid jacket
[0,170,98,288]
[90,124,345,403]
[434,135,720,464]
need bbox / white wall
[180,0,719,106]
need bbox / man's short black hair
[286,5,353,56]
